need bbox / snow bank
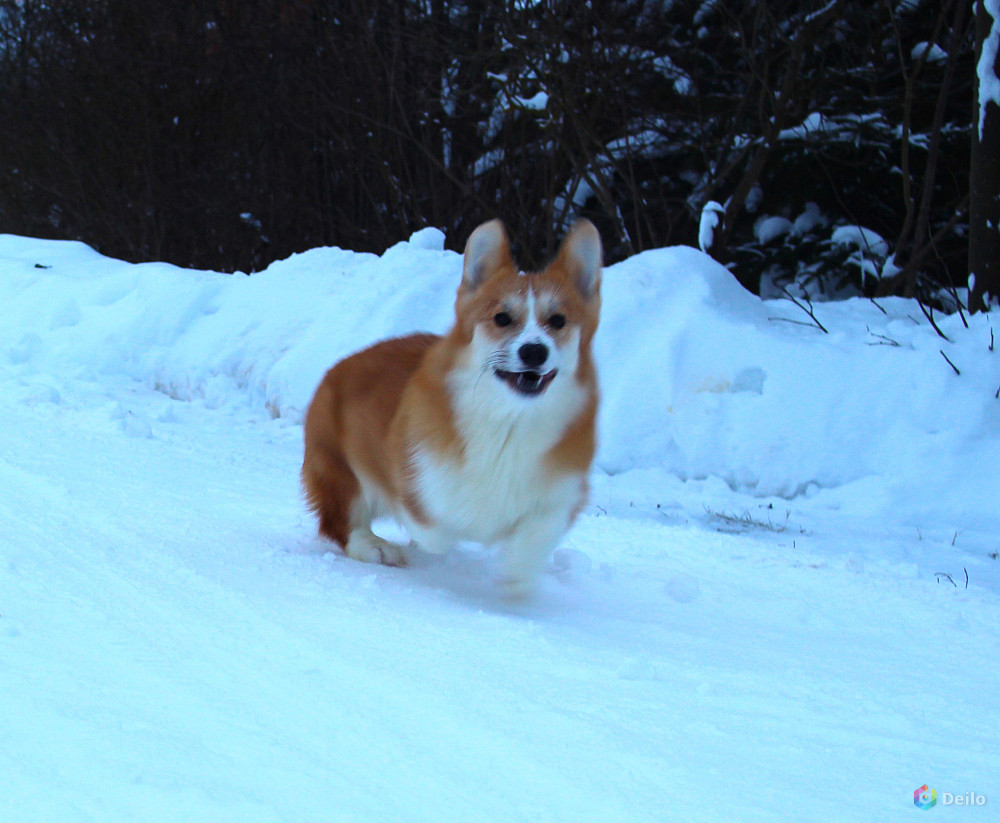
[2,231,998,531]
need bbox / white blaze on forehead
[524,283,560,318]
[497,281,559,323]
[521,284,544,340]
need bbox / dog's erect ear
[462,219,510,290]
[557,219,602,299]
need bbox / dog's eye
[493,311,513,327]
[548,313,566,329]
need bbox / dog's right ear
[557,219,602,300]
[462,219,510,290]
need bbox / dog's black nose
[518,342,548,369]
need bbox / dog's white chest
[410,378,584,544]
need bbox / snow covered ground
[1,230,997,822]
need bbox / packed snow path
[1,234,998,821]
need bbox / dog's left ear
[557,219,602,299]
[462,219,511,290]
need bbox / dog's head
[451,219,602,399]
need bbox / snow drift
[2,231,997,530]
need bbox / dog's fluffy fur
[301,219,601,596]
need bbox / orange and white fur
[302,219,601,597]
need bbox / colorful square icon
[915,785,938,809]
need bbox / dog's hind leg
[301,446,359,548]
[302,448,407,567]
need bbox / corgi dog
[301,219,601,597]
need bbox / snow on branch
[978,0,1000,139]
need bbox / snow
[912,41,947,64]
[803,0,840,25]
[698,200,724,252]
[830,224,889,257]
[830,224,890,282]
[511,91,549,111]
[650,54,694,95]
[776,112,890,145]
[604,129,667,161]
[2,231,999,821]
[979,0,1000,140]
[403,226,446,251]
[778,111,828,140]
[753,215,793,244]
[693,0,719,26]
[792,201,826,235]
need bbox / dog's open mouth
[495,368,557,396]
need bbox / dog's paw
[346,531,408,567]
[496,572,539,601]
[376,539,408,567]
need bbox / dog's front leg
[498,509,571,599]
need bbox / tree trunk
[970,0,1000,313]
